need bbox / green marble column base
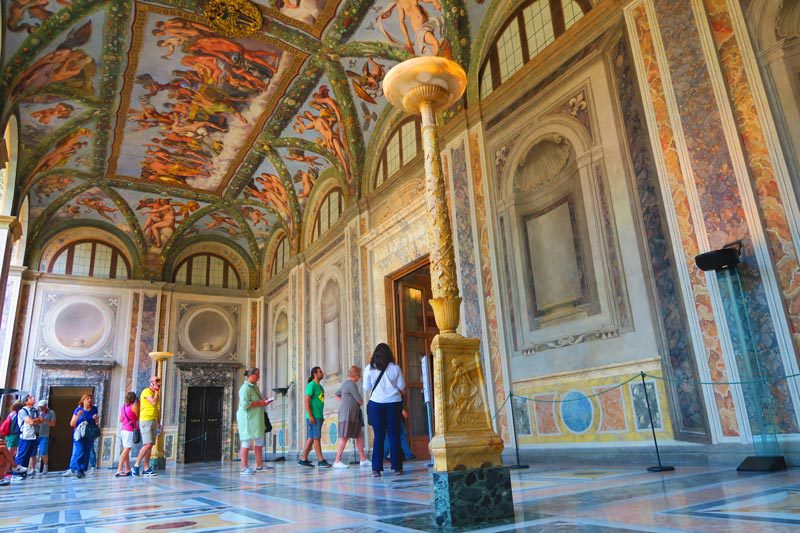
[432,465,515,528]
[149,456,167,471]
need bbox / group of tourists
[3,343,415,483]
[295,342,412,477]
[0,395,55,484]
[235,343,414,477]
[0,374,163,484]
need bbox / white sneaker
[11,465,26,474]
[42,465,48,475]
[62,470,73,477]
[255,465,273,471]
[240,467,255,475]
[359,460,371,467]
[332,462,349,469]
[88,467,96,475]
[28,470,36,478]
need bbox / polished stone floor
[2,460,800,532]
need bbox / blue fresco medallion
[560,391,593,433]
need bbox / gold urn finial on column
[148,351,173,469]
[383,58,505,477]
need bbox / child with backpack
[0,402,23,456]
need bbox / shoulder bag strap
[371,367,387,393]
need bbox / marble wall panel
[125,292,140,393]
[533,393,560,436]
[631,4,739,437]
[702,0,800,378]
[650,0,797,432]
[594,385,628,433]
[470,130,509,439]
[134,293,158,393]
[449,141,482,339]
[613,36,707,437]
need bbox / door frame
[384,255,430,357]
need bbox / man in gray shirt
[36,400,56,475]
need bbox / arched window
[479,0,591,98]
[374,116,422,188]
[312,188,343,241]
[47,240,131,279]
[271,235,289,276]
[173,253,241,289]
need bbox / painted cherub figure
[76,196,117,221]
[31,103,75,125]
[375,0,447,57]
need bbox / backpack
[18,407,38,435]
[0,413,18,437]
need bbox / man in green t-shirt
[298,366,331,468]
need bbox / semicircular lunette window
[374,116,421,189]
[174,252,241,289]
[479,0,591,99]
[48,240,131,280]
[312,188,344,242]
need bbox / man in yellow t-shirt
[132,376,161,477]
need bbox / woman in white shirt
[363,343,405,477]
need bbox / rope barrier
[183,432,206,445]
[642,371,800,387]
[489,370,800,417]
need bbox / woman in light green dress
[237,367,273,475]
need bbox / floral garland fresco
[1,0,476,280]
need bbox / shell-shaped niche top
[515,134,572,194]
[778,1,800,38]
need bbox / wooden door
[395,267,438,459]
[48,386,94,471]
[203,387,223,462]
[184,387,223,463]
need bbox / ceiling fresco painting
[47,186,129,230]
[1,0,477,282]
[108,6,305,193]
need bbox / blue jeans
[384,422,414,460]
[368,400,402,472]
[69,437,95,473]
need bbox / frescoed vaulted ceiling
[1,0,486,281]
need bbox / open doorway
[387,257,438,460]
[48,386,93,471]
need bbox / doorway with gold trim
[386,257,438,460]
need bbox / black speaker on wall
[694,246,740,272]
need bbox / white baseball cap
[37,400,47,407]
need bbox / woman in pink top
[116,392,139,477]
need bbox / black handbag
[122,406,141,444]
[264,411,273,433]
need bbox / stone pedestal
[432,466,515,528]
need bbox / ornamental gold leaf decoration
[203,0,262,38]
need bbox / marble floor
[2,460,800,532]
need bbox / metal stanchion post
[640,372,674,472]
[509,393,529,470]
[349,437,360,465]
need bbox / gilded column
[384,57,513,528]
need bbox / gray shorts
[140,420,157,444]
